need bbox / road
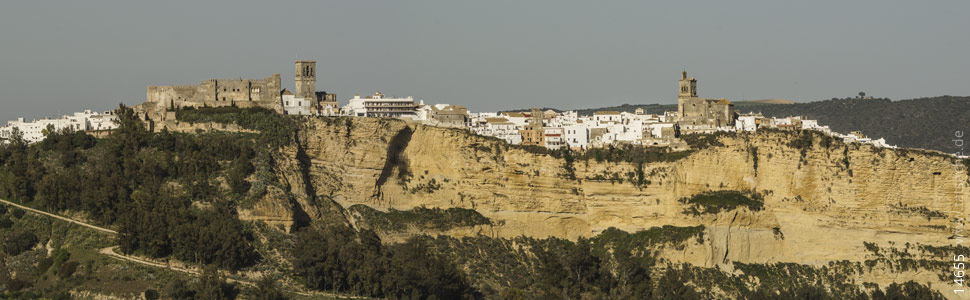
[0,198,364,299]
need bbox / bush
[681,132,729,149]
[578,144,693,164]
[248,276,288,300]
[56,261,79,279]
[350,205,491,232]
[176,107,296,147]
[679,190,765,215]
[144,289,160,300]
[292,225,477,299]
[3,230,38,255]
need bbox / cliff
[250,117,969,297]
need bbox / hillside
[567,96,970,153]
[505,100,792,117]
[503,104,676,116]
[736,99,796,105]
[739,96,970,153]
[0,107,966,299]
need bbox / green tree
[249,275,289,300]
[3,230,38,256]
[195,265,238,300]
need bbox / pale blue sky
[1,0,968,121]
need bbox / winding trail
[0,198,363,299]
[96,245,256,286]
[0,198,116,234]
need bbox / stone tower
[678,70,697,101]
[295,60,316,100]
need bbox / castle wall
[145,74,281,111]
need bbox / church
[675,70,736,131]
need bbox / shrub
[679,190,765,215]
[3,230,38,255]
[144,289,160,300]
[578,144,693,164]
[681,132,730,149]
[351,205,491,232]
[176,107,296,147]
[56,261,79,279]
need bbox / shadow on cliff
[375,126,414,199]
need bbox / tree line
[0,104,260,270]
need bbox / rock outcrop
[254,117,969,297]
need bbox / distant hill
[506,96,969,153]
[502,104,677,116]
[739,96,970,153]
[504,100,790,116]
[570,104,677,116]
[734,99,796,105]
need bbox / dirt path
[0,198,116,234]
[97,246,257,286]
[0,198,364,299]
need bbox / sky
[1,0,968,122]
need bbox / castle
[139,60,336,121]
[675,70,735,130]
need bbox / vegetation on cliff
[176,106,297,147]
[0,106,958,299]
[290,223,707,299]
[0,105,261,271]
[679,190,765,215]
[349,204,492,232]
[291,224,478,299]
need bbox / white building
[281,89,315,116]
[544,127,565,150]
[342,91,418,118]
[563,124,589,150]
[1,110,118,144]
[500,112,530,128]
[645,122,676,139]
[593,111,622,124]
[469,117,522,145]
[735,115,759,132]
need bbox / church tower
[295,60,316,100]
[678,70,697,100]
[677,70,699,120]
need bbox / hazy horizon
[1,0,968,121]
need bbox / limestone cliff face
[264,117,969,272]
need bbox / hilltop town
[0,60,968,299]
[1,61,904,154]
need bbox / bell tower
[677,70,699,120]
[295,60,316,100]
[678,70,697,100]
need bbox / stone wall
[145,74,282,113]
